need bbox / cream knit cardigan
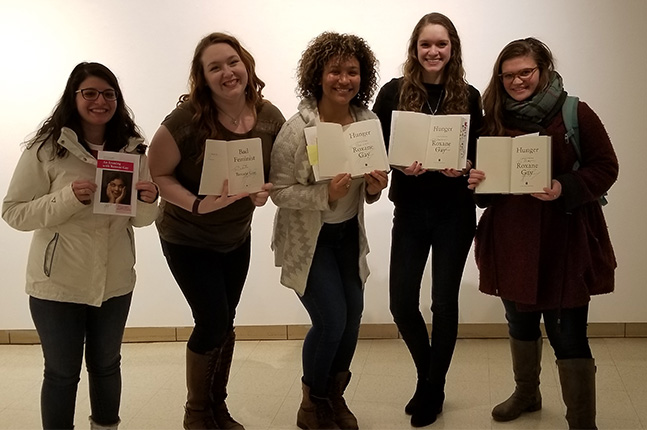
[269,98,381,296]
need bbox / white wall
[0,0,645,330]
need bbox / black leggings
[161,237,250,353]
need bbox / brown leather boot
[492,338,543,422]
[183,347,218,430]
[297,380,340,430]
[557,358,597,430]
[210,330,244,429]
[328,371,358,430]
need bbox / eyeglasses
[75,88,118,101]
[499,67,538,83]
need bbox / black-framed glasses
[75,88,118,101]
[499,67,538,83]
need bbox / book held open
[198,138,264,196]
[304,119,389,182]
[475,134,552,194]
[388,111,470,170]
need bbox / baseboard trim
[2,322,646,345]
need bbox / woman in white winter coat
[2,62,158,430]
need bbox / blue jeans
[29,293,132,430]
[502,299,593,359]
[389,204,475,389]
[299,217,364,397]
[161,237,250,353]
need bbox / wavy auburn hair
[179,32,266,139]
[399,12,469,114]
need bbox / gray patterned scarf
[504,71,566,126]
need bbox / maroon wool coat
[474,101,618,311]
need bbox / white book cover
[388,111,470,170]
[198,138,264,196]
[93,151,139,217]
[475,135,551,194]
[305,119,389,181]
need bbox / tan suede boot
[210,330,244,429]
[183,347,218,430]
[557,358,597,430]
[329,371,358,430]
[492,338,543,422]
[297,380,340,430]
[89,416,120,430]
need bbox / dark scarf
[503,71,567,132]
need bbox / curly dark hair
[482,37,556,135]
[179,32,265,140]
[28,62,142,159]
[297,32,378,108]
[399,13,470,114]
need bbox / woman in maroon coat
[468,38,618,430]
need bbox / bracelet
[192,197,203,216]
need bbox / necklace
[218,103,247,126]
[424,89,444,115]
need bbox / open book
[475,135,552,194]
[388,111,470,170]
[198,138,264,195]
[304,119,389,182]
[93,151,139,217]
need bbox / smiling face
[501,55,540,102]
[320,56,361,108]
[75,76,116,130]
[416,24,452,83]
[201,42,249,104]
[107,178,126,201]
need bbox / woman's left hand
[250,183,273,207]
[532,179,562,201]
[441,160,472,178]
[136,181,159,203]
[364,170,389,195]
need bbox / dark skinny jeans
[389,204,475,389]
[299,217,364,398]
[29,293,132,430]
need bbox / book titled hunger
[198,138,264,196]
[475,134,552,194]
[304,119,389,182]
[388,111,470,170]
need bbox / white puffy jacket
[2,128,158,306]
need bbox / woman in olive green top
[148,32,285,430]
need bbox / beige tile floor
[0,338,645,429]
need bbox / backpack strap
[562,95,608,205]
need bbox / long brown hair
[481,37,555,135]
[180,32,266,139]
[28,62,141,159]
[399,13,469,114]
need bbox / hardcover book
[304,119,389,181]
[475,134,552,194]
[388,111,470,170]
[198,138,264,195]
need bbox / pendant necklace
[424,89,444,115]
[219,103,247,126]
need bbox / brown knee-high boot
[557,358,597,430]
[297,379,340,430]
[210,330,244,430]
[184,347,218,429]
[492,338,543,422]
[328,371,358,430]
